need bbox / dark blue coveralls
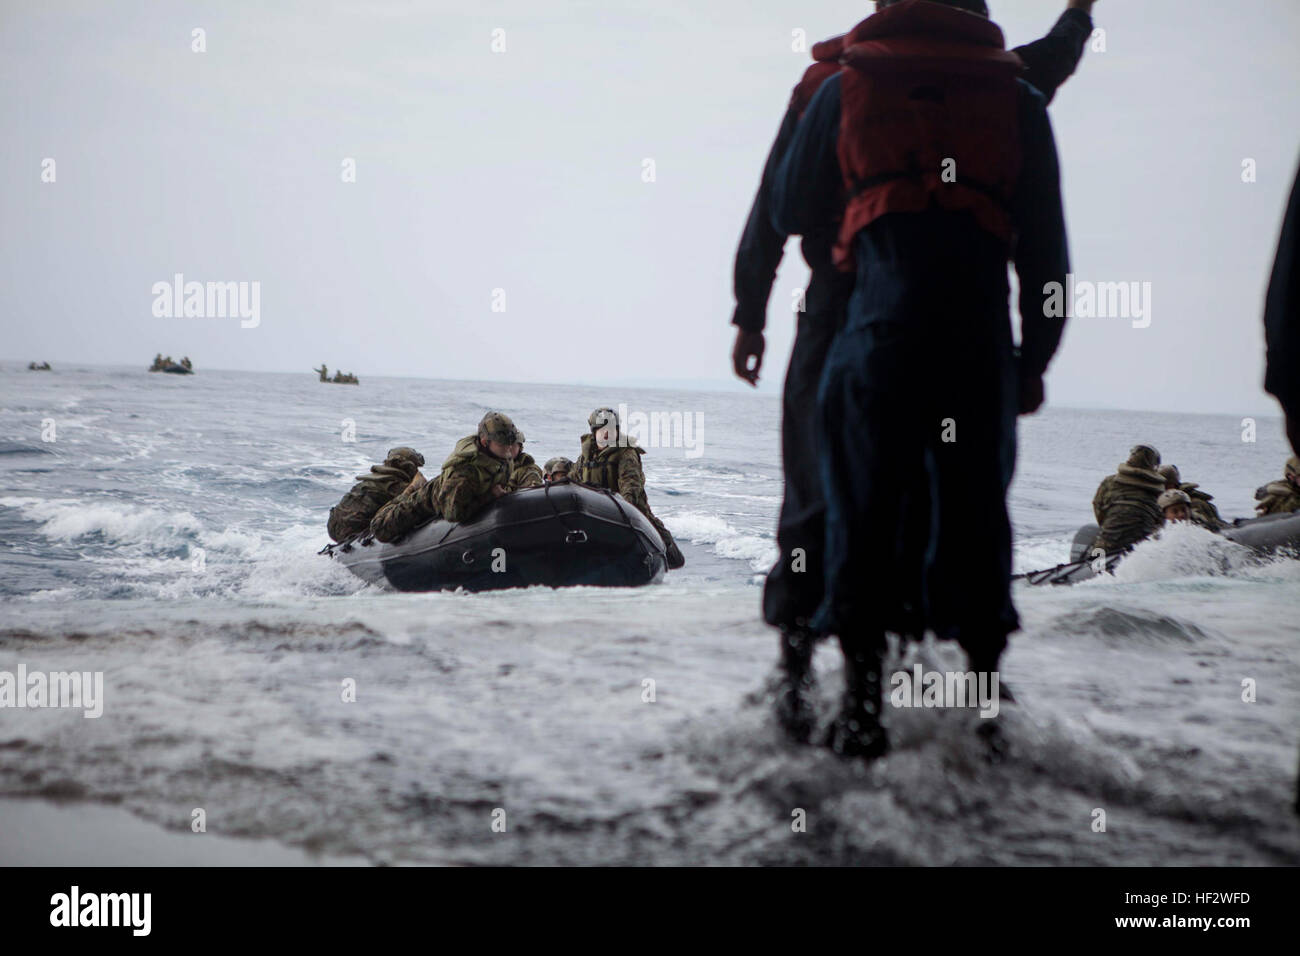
[1262,163,1300,814]
[732,8,1092,636]
[768,70,1070,666]
[1265,162,1300,426]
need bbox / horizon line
[1,358,1287,420]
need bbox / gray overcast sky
[2,0,1298,415]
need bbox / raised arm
[1010,83,1070,414]
[1011,2,1095,105]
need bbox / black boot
[825,636,888,760]
[967,647,1009,763]
[966,647,1015,700]
[774,628,817,744]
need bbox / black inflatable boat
[1017,512,1300,586]
[323,483,668,592]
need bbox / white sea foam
[4,497,203,545]
[1112,521,1261,582]
[1012,534,1076,574]
[1,367,1297,865]
[669,510,777,571]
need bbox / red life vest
[790,34,846,117]
[832,1,1025,269]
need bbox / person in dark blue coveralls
[1261,160,1300,813]
[1265,162,1300,457]
[769,0,1071,758]
[731,0,1095,744]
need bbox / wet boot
[773,628,817,744]
[825,636,888,760]
[967,647,1009,763]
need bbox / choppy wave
[1012,533,1076,574]
[1043,604,1220,646]
[0,442,54,456]
[670,510,777,571]
[1,367,1297,865]
[1111,522,1264,582]
[0,494,363,601]
[4,496,203,546]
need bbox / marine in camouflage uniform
[507,443,545,492]
[1159,464,1224,531]
[1254,455,1300,516]
[1090,445,1166,554]
[326,447,425,542]
[1157,488,1195,525]
[544,457,573,481]
[369,412,521,542]
[571,407,685,569]
[369,473,443,542]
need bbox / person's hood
[1262,478,1299,498]
[359,462,417,483]
[446,434,512,467]
[1124,444,1161,472]
[1114,463,1165,492]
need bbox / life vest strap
[846,169,1012,211]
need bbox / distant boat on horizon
[313,364,358,385]
[149,355,193,375]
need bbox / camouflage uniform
[327,447,425,542]
[1091,445,1166,554]
[508,451,545,491]
[436,432,514,522]
[1181,485,1224,530]
[369,413,521,542]
[572,408,684,568]
[369,473,443,542]
[1159,465,1225,531]
[1255,456,1300,516]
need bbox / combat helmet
[544,456,573,478]
[478,411,523,446]
[1158,464,1180,486]
[384,446,425,469]
[1156,489,1191,510]
[588,407,619,434]
[1127,444,1161,471]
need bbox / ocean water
[0,362,1297,865]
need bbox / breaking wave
[669,510,776,571]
